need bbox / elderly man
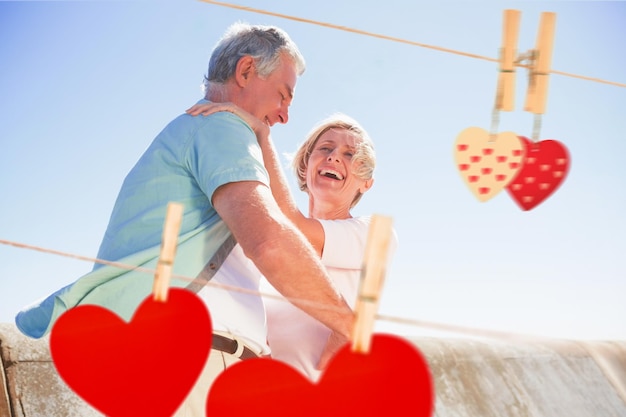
[16,22,354,416]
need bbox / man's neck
[205,84,231,103]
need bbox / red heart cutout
[50,288,212,417]
[506,137,570,211]
[207,334,434,416]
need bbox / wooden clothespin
[152,202,184,302]
[351,214,394,354]
[524,12,557,114]
[495,9,521,112]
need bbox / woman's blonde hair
[292,113,376,208]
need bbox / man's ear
[235,56,255,87]
[359,178,374,194]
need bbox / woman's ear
[234,56,255,87]
[359,178,374,194]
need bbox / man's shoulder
[154,109,253,152]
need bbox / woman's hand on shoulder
[186,102,270,140]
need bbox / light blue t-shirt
[16,100,270,338]
[97,99,268,264]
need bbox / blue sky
[1,0,625,342]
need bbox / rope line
[1,237,561,342]
[377,314,557,343]
[198,0,626,89]
[0,238,328,312]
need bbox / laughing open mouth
[319,169,344,180]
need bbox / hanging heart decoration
[454,127,526,202]
[207,334,434,416]
[50,288,212,417]
[506,136,570,210]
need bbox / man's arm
[185,103,325,255]
[212,180,353,343]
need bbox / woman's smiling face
[305,128,372,211]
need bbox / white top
[197,243,270,355]
[260,216,398,381]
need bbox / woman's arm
[186,103,325,255]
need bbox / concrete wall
[1,322,625,417]
[419,337,626,417]
[0,324,101,417]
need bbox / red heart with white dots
[454,127,526,201]
[506,136,570,210]
[206,334,434,416]
[50,288,212,417]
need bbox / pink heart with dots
[454,127,526,202]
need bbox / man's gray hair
[204,22,305,91]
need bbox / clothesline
[198,0,626,89]
[1,237,557,344]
